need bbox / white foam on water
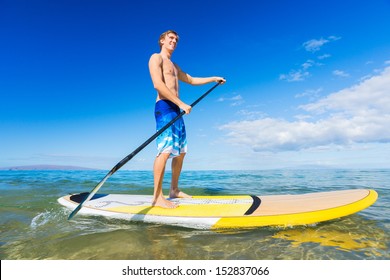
[30,211,51,229]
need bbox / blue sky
[1,0,390,170]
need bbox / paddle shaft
[68,81,222,220]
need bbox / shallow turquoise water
[0,169,389,259]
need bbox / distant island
[0,165,98,171]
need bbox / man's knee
[173,153,185,162]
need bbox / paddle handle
[68,81,222,220]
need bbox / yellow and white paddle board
[58,189,377,229]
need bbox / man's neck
[160,48,173,60]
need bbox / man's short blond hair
[159,30,179,49]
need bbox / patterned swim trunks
[155,99,187,158]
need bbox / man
[148,30,225,208]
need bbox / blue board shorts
[155,99,187,158]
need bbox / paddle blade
[67,173,110,220]
[68,203,83,220]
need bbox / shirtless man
[148,30,225,208]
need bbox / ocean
[0,169,389,260]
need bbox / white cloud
[236,109,267,120]
[280,60,316,82]
[332,69,350,78]
[295,88,323,100]
[302,59,315,70]
[301,67,390,114]
[218,95,241,102]
[280,36,340,83]
[318,54,331,60]
[303,38,329,52]
[218,94,244,106]
[279,69,310,82]
[328,35,342,41]
[279,36,346,82]
[280,59,321,83]
[303,36,341,52]
[221,66,390,152]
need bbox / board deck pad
[58,189,377,229]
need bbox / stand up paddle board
[58,189,377,229]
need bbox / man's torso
[157,56,179,101]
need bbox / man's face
[161,33,178,52]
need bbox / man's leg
[170,153,192,198]
[152,153,177,208]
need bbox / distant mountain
[0,165,98,171]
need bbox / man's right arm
[148,54,191,114]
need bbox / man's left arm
[176,65,225,85]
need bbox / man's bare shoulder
[149,53,162,63]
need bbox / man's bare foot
[152,197,178,209]
[169,190,192,199]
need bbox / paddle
[68,81,223,220]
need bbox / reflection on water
[273,215,388,258]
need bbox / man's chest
[162,59,178,77]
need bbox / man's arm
[176,64,226,85]
[148,54,191,114]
